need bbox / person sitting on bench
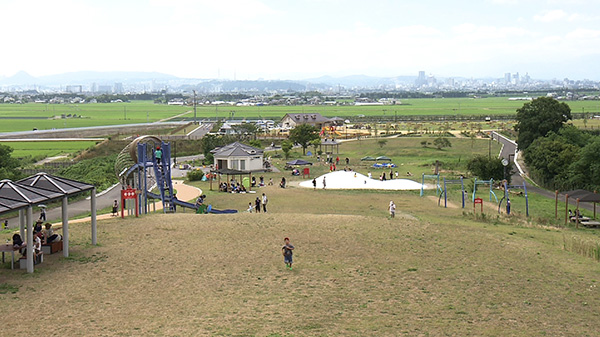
[43,223,61,244]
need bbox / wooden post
[555,190,558,219]
[595,190,597,220]
[576,198,580,229]
[565,194,569,226]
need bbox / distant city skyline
[1,0,600,81]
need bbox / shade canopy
[18,172,95,196]
[564,189,600,203]
[361,156,376,161]
[0,180,63,206]
[376,156,392,161]
[286,159,313,166]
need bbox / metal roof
[0,173,95,215]
[18,172,95,195]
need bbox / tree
[281,140,293,159]
[524,134,579,189]
[0,144,22,181]
[377,139,388,148]
[514,97,572,151]
[310,138,321,156]
[566,137,600,190]
[231,123,259,141]
[289,124,320,155]
[433,137,451,150]
[467,155,512,183]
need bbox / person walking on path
[322,176,326,189]
[312,178,317,190]
[39,207,46,222]
[282,237,295,270]
[255,196,261,213]
[389,200,396,218]
[112,200,119,217]
[262,193,268,213]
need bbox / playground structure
[420,173,442,197]
[320,126,342,137]
[115,136,199,215]
[472,178,499,203]
[498,180,529,217]
[440,177,465,208]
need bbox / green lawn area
[1,140,100,159]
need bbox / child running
[282,237,295,270]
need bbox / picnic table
[0,243,22,270]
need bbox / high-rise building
[114,82,124,94]
[504,73,511,84]
[415,71,427,86]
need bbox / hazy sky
[1,0,600,80]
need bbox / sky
[1,0,600,81]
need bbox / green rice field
[0,140,100,159]
[0,97,598,133]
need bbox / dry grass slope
[2,199,600,336]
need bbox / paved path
[186,123,213,137]
[4,180,202,229]
[492,132,597,214]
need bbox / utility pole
[193,90,197,124]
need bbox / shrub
[187,169,204,181]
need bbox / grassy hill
[1,183,600,336]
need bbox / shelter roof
[321,139,340,145]
[286,159,313,166]
[0,196,29,213]
[211,142,264,157]
[0,179,63,205]
[282,113,331,124]
[211,168,249,175]
[18,172,95,195]
[563,189,600,202]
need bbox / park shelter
[320,139,340,154]
[209,168,254,192]
[211,142,264,172]
[0,173,96,273]
[563,189,600,220]
[286,159,313,166]
[361,156,376,161]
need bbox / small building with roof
[280,113,335,130]
[211,142,264,172]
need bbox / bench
[19,254,43,269]
[42,240,63,254]
[582,221,600,228]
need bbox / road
[186,123,213,138]
[4,184,122,230]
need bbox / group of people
[12,220,62,260]
[219,182,248,193]
[379,170,400,181]
[247,193,268,213]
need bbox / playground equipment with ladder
[116,136,199,216]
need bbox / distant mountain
[304,74,416,88]
[39,71,178,85]
[0,70,179,86]
[0,71,38,85]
